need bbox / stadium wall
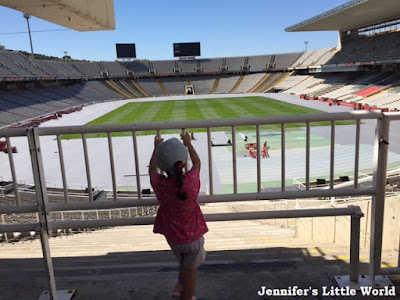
[295,195,400,251]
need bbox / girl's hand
[181,132,191,146]
[154,136,164,148]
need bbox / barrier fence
[0,110,400,299]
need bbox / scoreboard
[173,42,200,57]
[116,44,136,59]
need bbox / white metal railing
[1,110,400,299]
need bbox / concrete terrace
[2,202,399,300]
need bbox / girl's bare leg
[181,267,197,300]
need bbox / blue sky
[0,0,349,61]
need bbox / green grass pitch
[62,96,353,138]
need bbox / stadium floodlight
[304,41,309,51]
[23,13,34,59]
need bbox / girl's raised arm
[181,133,201,171]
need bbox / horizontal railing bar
[0,187,375,214]
[45,206,362,230]
[0,127,27,137]
[384,112,400,120]
[0,204,38,214]
[14,111,381,136]
[38,187,376,213]
[379,267,400,275]
[0,223,39,233]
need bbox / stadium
[0,0,400,299]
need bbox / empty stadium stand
[327,31,400,65]
[224,56,246,72]
[199,58,223,73]
[70,61,102,78]
[178,59,198,73]
[291,48,337,69]
[233,73,266,94]
[2,46,400,128]
[121,60,151,75]
[161,77,187,95]
[152,60,175,75]
[273,53,303,70]
[135,78,165,97]
[100,61,128,77]
[247,55,273,71]
[215,75,241,94]
[190,76,216,94]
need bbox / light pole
[64,51,68,61]
[304,41,309,52]
[23,13,34,59]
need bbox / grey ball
[155,138,188,174]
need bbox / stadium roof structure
[285,0,400,32]
[0,0,115,31]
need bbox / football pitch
[62,96,353,138]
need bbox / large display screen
[116,44,136,58]
[173,42,200,57]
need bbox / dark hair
[174,161,187,201]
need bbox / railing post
[349,206,363,283]
[369,114,390,283]
[27,128,58,300]
[1,214,7,242]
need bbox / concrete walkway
[1,203,399,300]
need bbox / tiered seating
[160,77,187,95]
[67,83,113,102]
[11,89,68,109]
[135,78,164,96]
[190,76,215,94]
[0,109,28,125]
[31,60,59,76]
[273,53,303,70]
[88,81,123,99]
[199,58,223,73]
[0,61,13,77]
[45,86,90,106]
[225,57,245,72]
[291,48,336,68]
[32,87,84,107]
[100,61,128,77]
[215,75,241,93]
[233,73,266,94]
[315,48,338,65]
[152,60,175,74]
[33,60,82,78]
[121,61,150,75]
[1,51,47,76]
[305,73,361,97]
[0,91,44,117]
[179,60,198,73]
[358,85,400,108]
[70,61,102,78]
[0,50,33,77]
[355,86,383,97]
[275,75,310,90]
[322,72,392,100]
[247,55,272,71]
[122,80,148,98]
[283,75,325,95]
[251,72,289,93]
[327,31,400,64]
[0,90,59,114]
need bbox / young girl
[149,132,208,300]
